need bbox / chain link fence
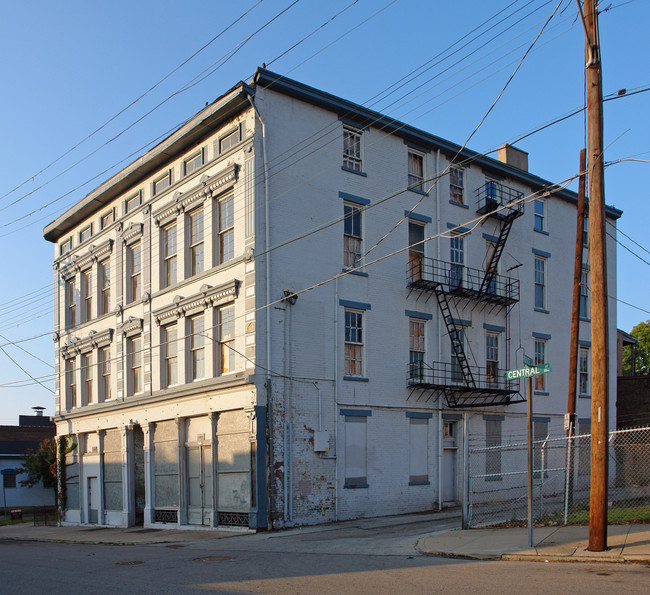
[467,426,650,528]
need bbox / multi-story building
[43,68,620,530]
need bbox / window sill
[578,393,591,399]
[449,200,469,209]
[579,316,591,322]
[342,267,369,277]
[534,228,549,236]
[344,483,369,489]
[534,391,549,396]
[408,188,428,196]
[343,375,369,382]
[408,481,431,486]
[534,308,550,314]
[341,166,367,177]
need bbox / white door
[87,477,99,524]
[442,421,457,505]
[187,445,213,525]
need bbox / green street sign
[506,363,552,380]
[523,354,534,367]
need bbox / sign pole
[527,375,534,549]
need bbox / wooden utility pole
[582,0,609,552]
[566,148,587,510]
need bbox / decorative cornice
[59,239,114,278]
[207,163,238,196]
[60,329,113,359]
[122,222,144,245]
[153,279,239,325]
[120,316,144,338]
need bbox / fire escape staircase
[405,180,526,408]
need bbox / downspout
[334,276,339,521]
[435,149,443,507]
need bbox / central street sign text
[506,363,552,379]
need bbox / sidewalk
[417,524,650,564]
[0,523,242,545]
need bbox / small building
[43,68,620,530]
[0,410,56,512]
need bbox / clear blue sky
[0,0,647,423]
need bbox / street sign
[506,363,552,380]
[523,354,534,367]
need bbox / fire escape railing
[476,181,525,218]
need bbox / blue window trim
[343,268,369,277]
[535,308,550,314]
[579,393,591,399]
[452,317,471,327]
[534,391,550,396]
[343,375,369,382]
[447,222,471,234]
[534,229,550,236]
[339,116,369,130]
[579,316,591,323]
[406,411,433,419]
[339,191,370,206]
[405,310,432,320]
[579,340,591,347]
[483,414,505,421]
[532,248,551,258]
[344,483,369,489]
[533,416,551,423]
[339,299,371,310]
[409,481,431,486]
[406,211,432,223]
[340,409,372,417]
[533,332,552,340]
[483,323,505,332]
[408,188,428,196]
[342,166,367,177]
[404,139,431,153]
[482,233,499,243]
[449,200,470,209]
[442,413,462,421]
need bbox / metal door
[87,476,99,524]
[442,421,458,505]
[187,445,212,525]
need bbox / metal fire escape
[407,181,525,408]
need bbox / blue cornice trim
[452,318,471,327]
[339,299,371,310]
[442,413,462,420]
[533,332,552,340]
[482,233,499,243]
[404,139,431,153]
[407,211,432,223]
[253,69,622,220]
[484,323,505,332]
[405,310,433,320]
[339,191,370,206]
[343,375,369,382]
[532,248,551,258]
[447,222,471,234]
[343,268,369,277]
[533,416,551,423]
[406,411,433,419]
[340,408,371,416]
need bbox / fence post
[462,411,470,529]
[563,429,573,525]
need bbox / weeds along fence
[467,426,650,528]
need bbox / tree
[622,319,650,374]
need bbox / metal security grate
[218,511,249,527]
[154,509,178,523]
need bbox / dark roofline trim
[254,68,622,220]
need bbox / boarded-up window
[103,429,123,511]
[153,421,179,508]
[409,417,428,483]
[344,415,367,487]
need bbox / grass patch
[0,517,32,527]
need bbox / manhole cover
[115,561,144,566]
[193,556,234,562]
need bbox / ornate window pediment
[120,316,144,338]
[60,328,113,359]
[59,239,113,279]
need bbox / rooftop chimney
[32,406,45,417]
[498,144,528,171]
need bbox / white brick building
[43,69,620,529]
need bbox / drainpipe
[334,276,339,521]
